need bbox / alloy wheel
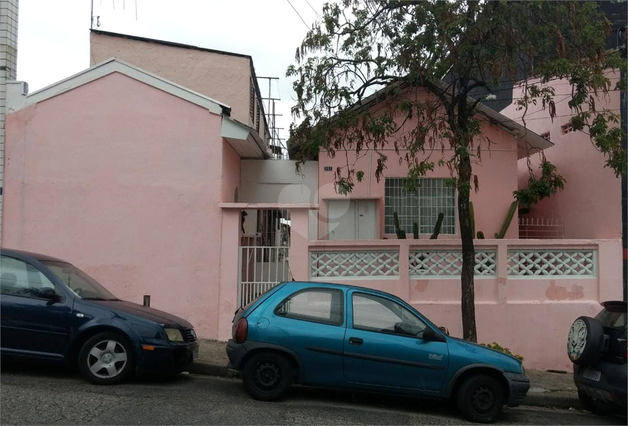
[86,339,128,379]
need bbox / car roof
[0,248,68,263]
[281,281,398,298]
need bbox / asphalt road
[1,361,625,425]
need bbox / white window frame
[384,177,457,235]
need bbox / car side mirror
[423,327,446,342]
[39,288,61,303]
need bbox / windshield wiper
[82,297,118,301]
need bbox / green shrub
[480,342,524,361]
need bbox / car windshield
[41,261,118,301]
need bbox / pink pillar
[496,240,508,304]
[290,209,310,281]
[398,241,410,301]
[218,208,241,340]
[598,239,623,301]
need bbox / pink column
[217,208,241,340]
[398,241,410,301]
[290,209,310,281]
[598,239,623,301]
[496,240,508,304]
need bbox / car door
[268,287,346,386]
[0,255,74,358]
[343,290,449,392]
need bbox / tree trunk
[458,154,478,342]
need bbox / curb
[187,361,580,409]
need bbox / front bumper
[574,363,627,408]
[136,340,200,374]
[504,372,530,407]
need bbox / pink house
[1,33,622,371]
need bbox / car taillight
[234,318,248,343]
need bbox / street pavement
[1,361,624,425]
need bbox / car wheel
[457,374,505,423]
[78,332,134,385]
[567,316,604,365]
[242,352,293,401]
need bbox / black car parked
[567,301,627,414]
[0,249,199,384]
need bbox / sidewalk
[188,339,579,410]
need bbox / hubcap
[254,362,281,389]
[567,319,587,361]
[471,386,495,413]
[87,339,128,379]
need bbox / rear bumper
[574,363,627,408]
[504,372,530,407]
[136,341,199,374]
[226,339,247,370]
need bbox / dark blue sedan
[0,249,199,384]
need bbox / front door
[0,255,73,358]
[328,200,376,240]
[343,291,449,392]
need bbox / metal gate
[238,209,291,307]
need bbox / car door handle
[349,337,363,346]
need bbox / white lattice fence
[409,250,497,277]
[507,249,596,277]
[310,251,400,278]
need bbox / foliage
[288,0,625,342]
[430,212,444,239]
[480,342,524,362]
[514,160,567,208]
[495,201,519,239]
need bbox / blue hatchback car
[227,282,529,423]
[0,249,199,384]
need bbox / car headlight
[164,327,184,342]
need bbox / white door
[328,200,376,240]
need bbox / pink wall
[303,237,622,370]
[222,142,241,203]
[3,72,227,338]
[501,72,621,239]
[318,123,520,240]
[90,31,260,133]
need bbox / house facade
[1,32,622,371]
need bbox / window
[275,288,343,326]
[352,293,426,338]
[384,178,455,234]
[0,255,58,298]
[561,122,573,135]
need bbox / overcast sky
[17,0,327,148]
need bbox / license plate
[583,368,601,382]
[192,347,199,361]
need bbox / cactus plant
[477,231,485,239]
[413,222,419,239]
[469,202,475,239]
[393,212,406,239]
[495,201,518,239]
[430,212,444,239]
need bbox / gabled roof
[349,82,553,160]
[17,58,231,115]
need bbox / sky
[16,0,327,149]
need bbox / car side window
[352,293,426,338]
[0,255,57,299]
[275,288,343,326]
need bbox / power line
[287,0,310,30]
[304,0,321,19]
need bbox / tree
[288,0,626,342]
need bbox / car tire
[78,332,134,385]
[456,374,505,423]
[242,352,293,401]
[567,316,604,365]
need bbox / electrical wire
[287,0,310,30]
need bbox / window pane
[352,293,426,337]
[384,178,455,234]
[276,289,343,325]
[1,256,56,298]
